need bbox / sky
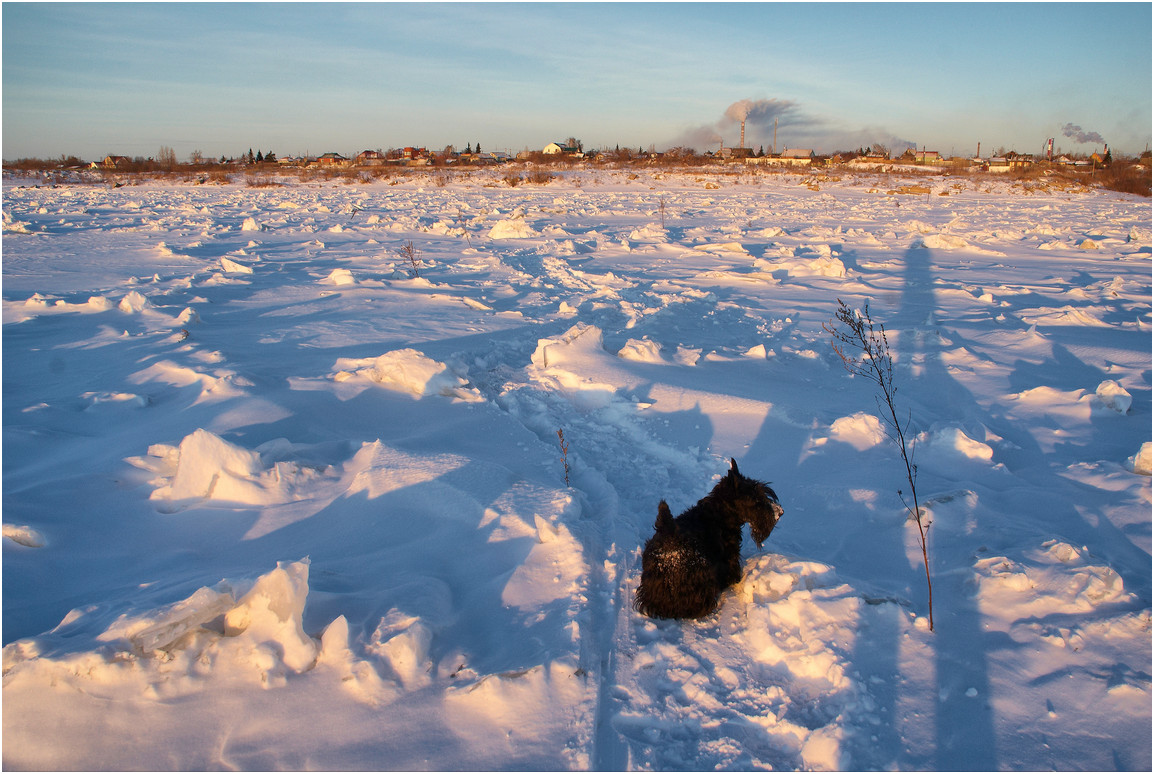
[3,2,1151,162]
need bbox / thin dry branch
[824,298,934,631]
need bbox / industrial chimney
[740,119,746,150]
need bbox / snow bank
[332,349,484,402]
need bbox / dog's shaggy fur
[635,459,783,619]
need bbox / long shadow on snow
[743,244,1000,769]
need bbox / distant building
[317,152,349,165]
[102,155,131,169]
[543,142,582,156]
[355,150,385,166]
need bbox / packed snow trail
[3,169,1150,770]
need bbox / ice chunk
[220,257,253,274]
[169,428,264,501]
[617,337,664,363]
[129,586,237,652]
[222,558,317,673]
[1095,380,1132,414]
[1127,442,1151,476]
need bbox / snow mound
[769,246,847,278]
[333,349,484,402]
[488,216,537,239]
[133,429,332,508]
[240,217,262,231]
[628,223,668,241]
[320,268,356,285]
[1127,442,1152,476]
[617,337,664,363]
[117,290,150,313]
[829,412,887,450]
[920,424,994,463]
[1095,380,1132,414]
[975,541,1135,619]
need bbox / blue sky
[3,2,1151,161]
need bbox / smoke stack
[740,119,746,150]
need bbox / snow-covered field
[3,168,1150,770]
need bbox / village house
[102,155,131,169]
[355,150,385,166]
[776,149,815,166]
[543,142,583,157]
[316,152,349,166]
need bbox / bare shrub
[825,299,934,631]
[399,240,422,278]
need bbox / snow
[3,167,1150,771]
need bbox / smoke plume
[724,99,799,128]
[1062,123,1105,145]
[663,97,907,154]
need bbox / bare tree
[157,146,177,170]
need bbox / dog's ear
[729,458,740,476]
[655,500,674,532]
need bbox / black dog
[635,459,783,619]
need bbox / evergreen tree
[247,148,255,164]
[256,150,264,163]
[476,142,481,154]
[265,150,276,163]
[465,143,472,154]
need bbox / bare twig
[824,298,934,631]
[557,428,571,487]
[399,240,421,279]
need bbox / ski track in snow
[2,169,1150,770]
